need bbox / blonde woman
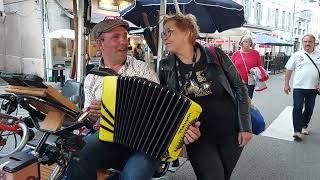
[159,13,252,180]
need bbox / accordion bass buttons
[165,102,202,162]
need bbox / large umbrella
[253,34,292,74]
[253,34,293,46]
[206,27,250,40]
[120,0,245,33]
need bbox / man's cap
[91,17,129,40]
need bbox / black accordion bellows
[99,76,202,161]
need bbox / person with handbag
[284,34,320,141]
[231,35,262,99]
[159,13,252,180]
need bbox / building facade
[1,0,319,75]
[0,0,120,77]
[234,0,320,52]
[0,0,71,76]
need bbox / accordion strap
[87,67,118,76]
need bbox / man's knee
[120,153,159,180]
[130,153,158,166]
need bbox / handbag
[247,73,255,86]
[239,52,255,85]
[234,95,265,135]
[304,53,320,95]
[250,104,266,135]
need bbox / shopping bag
[247,73,255,85]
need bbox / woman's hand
[184,121,201,144]
[238,132,252,147]
[84,100,101,124]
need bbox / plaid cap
[91,18,129,40]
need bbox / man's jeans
[292,89,318,132]
[65,132,160,180]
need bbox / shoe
[302,128,309,135]
[293,132,302,141]
[172,159,180,167]
[168,160,180,172]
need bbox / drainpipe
[3,12,6,71]
[40,0,51,80]
[291,0,296,52]
[76,0,85,82]
[156,0,166,73]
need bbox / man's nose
[120,37,128,45]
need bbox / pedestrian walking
[284,34,320,141]
[231,35,262,99]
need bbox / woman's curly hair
[163,13,200,44]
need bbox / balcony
[295,10,312,22]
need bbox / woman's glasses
[161,29,175,39]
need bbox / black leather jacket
[159,45,252,132]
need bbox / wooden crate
[40,164,111,180]
[40,164,57,179]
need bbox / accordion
[99,76,202,161]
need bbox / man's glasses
[161,29,175,39]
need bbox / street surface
[1,73,320,180]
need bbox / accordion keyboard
[99,76,202,162]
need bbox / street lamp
[99,0,134,12]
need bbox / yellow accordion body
[99,76,202,162]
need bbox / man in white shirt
[284,34,320,141]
